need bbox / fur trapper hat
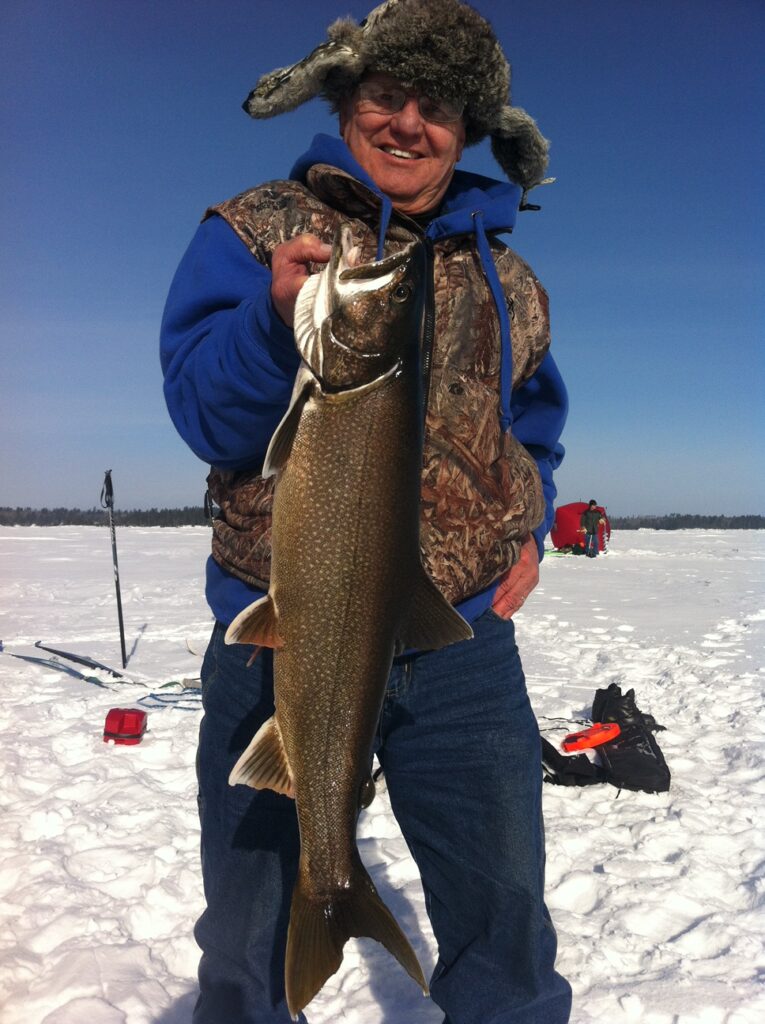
[243,0,550,190]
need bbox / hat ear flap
[243,39,365,118]
[490,106,550,189]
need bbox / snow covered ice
[1,526,763,1024]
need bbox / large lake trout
[225,225,473,1019]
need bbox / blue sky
[2,0,763,516]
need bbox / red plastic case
[103,708,147,745]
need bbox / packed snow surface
[1,526,763,1024]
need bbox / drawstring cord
[471,210,513,432]
[375,204,513,431]
[376,197,393,261]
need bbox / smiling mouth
[380,146,422,160]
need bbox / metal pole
[101,470,127,668]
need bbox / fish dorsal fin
[293,271,325,377]
[263,363,314,476]
[225,594,285,648]
[228,714,295,798]
[399,565,474,651]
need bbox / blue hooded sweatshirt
[161,134,567,627]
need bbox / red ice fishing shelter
[550,502,611,551]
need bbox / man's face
[339,73,466,216]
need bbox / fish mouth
[324,324,390,360]
[334,224,418,283]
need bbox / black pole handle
[101,470,127,668]
[101,469,114,510]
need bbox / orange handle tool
[562,722,620,752]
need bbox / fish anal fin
[228,715,295,798]
[285,862,427,1019]
[400,565,474,651]
[225,594,284,648]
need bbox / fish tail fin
[285,863,428,1019]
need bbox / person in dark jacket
[161,3,571,1022]
[579,499,606,557]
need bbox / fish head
[294,224,426,390]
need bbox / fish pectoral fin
[400,566,474,651]
[224,594,284,649]
[285,862,428,1019]
[228,715,295,798]
[293,272,325,377]
[263,364,313,476]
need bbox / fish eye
[392,283,412,303]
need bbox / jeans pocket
[200,622,224,701]
[482,606,513,626]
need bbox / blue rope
[136,691,202,712]
[471,210,513,432]
[377,196,393,261]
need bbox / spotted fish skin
[225,226,473,1019]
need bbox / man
[161,2,571,1021]
[580,499,606,557]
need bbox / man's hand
[491,536,540,620]
[271,234,332,326]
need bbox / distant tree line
[0,507,212,527]
[1,508,763,529]
[608,513,764,530]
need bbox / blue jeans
[193,611,572,1024]
[584,532,599,557]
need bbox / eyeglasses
[355,81,464,125]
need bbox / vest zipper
[420,238,436,424]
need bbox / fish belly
[267,374,429,1015]
[271,374,419,886]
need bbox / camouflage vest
[206,164,548,604]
